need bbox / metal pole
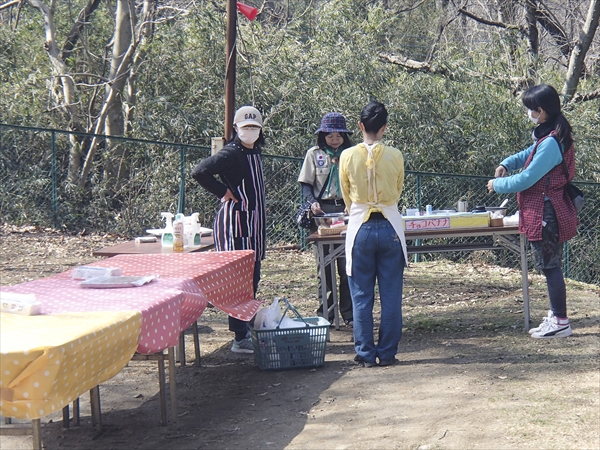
[225,0,237,141]
[178,146,185,214]
[414,174,422,263]
[520,234,530,330]
[52,131,57,228]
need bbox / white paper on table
[72,266,122,280]
[79,275,157,289]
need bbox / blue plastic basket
[250,298,329,371]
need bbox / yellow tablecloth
[0,310,142,420]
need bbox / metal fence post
[299,186,307,250]
[413,174,422,263]
[52,131,57,228]
[178,146,186,214]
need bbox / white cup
[405,208,419,216]
[457,200,468,212]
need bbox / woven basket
[317,226,347,236]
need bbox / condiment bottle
[172,213,184,252]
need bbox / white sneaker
[231,337,254,353]
[531,316,573,339]
[529,310,555,334]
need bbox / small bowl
[485,206,507,216]
[313,213,345,227]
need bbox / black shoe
[354,355,377,368]
[378,358,398,367]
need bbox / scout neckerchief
[325,146,343,197]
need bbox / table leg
[73,398,80,426]
[520,234,530,330]
[62,405,70,428]
[157,355,167,425]
[177,333,186,367]
[192,321,201,367]
[317,242,329,338]
[168,347,178,430]
[31,419,41,450]
[89,386,102,430]
[328,243,340,330]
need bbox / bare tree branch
[61,0,102,62]
[563,0,600,101]
[427,12,459,64]
[395,0,428,15]
[0,0,21,11]
[457,7,523,33]
[379,52,453,77]
[535,1,571,61]
[571,88,600,103]
[380,51,530,94]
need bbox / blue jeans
[348,217,405,364]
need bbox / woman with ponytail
[487,84,579,339]
[340,102,408,366]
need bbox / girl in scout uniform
[298,112,354,326]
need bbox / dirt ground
[1,224,599,450]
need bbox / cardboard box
[403,212,490,231]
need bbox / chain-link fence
[1,124,598,285]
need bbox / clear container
[313,213,345,228]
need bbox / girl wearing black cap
[298,112,354,327]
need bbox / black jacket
[191,141,255,201]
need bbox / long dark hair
[360,101,388,134]
[522,84,573,151]
[316,132,353,151]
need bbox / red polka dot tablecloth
[76,250,261,321]
[1,277,198,354]
[1,250,260,354]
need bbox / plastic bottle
[172,213,184,252]
[160,212,174,247]
[189,212,201,246]
[182,213,199,247]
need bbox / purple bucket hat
[314,112,353,134]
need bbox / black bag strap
[315,171,332,202]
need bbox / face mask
[237,128,260,146]
[527,109,539,125]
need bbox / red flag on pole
[236,2,258,21]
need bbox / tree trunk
[103,0,135,184]
[563,0,600,102]
[126,0,156,134]
[27,0,85,184]
[524,0,539,79]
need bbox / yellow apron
[344,142,408,276]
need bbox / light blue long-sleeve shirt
[493,136,563,194]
